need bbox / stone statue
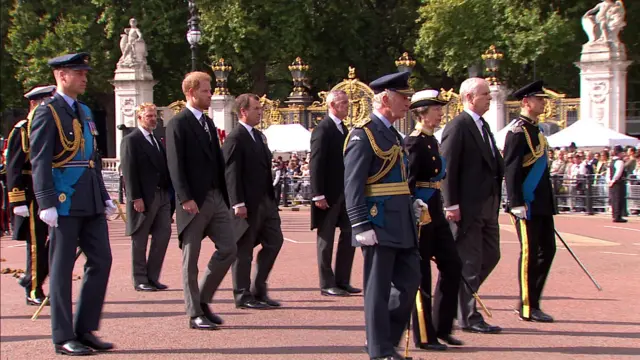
[117,18,148,68]
[582,0,626,44]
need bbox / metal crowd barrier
[502,174,640,215]
[277,175,312,207]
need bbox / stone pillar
[485,84,508,134]
[209,94,236,134]
[576,42,631,133]
[110,18,156,159]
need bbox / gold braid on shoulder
[43,104,83,168]
[522,127,548,167]
[361,127,405,184]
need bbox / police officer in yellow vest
[29,52,117,355]
[344,71,421,360]
[6,85,56,306]
[503,80,556,323]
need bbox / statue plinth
[580,41,626,62]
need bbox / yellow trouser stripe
[518,217,531,318]
[415,289,428,343]
[29,201,38,298]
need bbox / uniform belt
[416,181,441,190]
[60,160,96,168]
[22,170,32,175]
[364,182,410,197]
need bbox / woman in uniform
[405,89,463,350]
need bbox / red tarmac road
[1,210,639,360]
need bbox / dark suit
[120,127,172,287]
[344,114,420,359]
[6,119,50,299]
[29,94,112,344]
[165,107,236,318]
[222,123,283,303]
[309,116,354,289]
[406,127,462,345]
[504,115,557,319]
[440,110,504,328]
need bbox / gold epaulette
[14,119,27,128]
[409,129,421,137]
[8,188,26,203]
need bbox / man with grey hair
[344,71,420,360]
[310,90,360,297]
[440,77,504,334]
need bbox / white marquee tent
[547,120,639,148]
[263,124,312,153]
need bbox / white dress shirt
[186,103,204,123]
[239,121,256,141]
[138,125,158,149]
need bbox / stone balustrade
[102,158,120,172]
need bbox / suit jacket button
[432,156,436,161]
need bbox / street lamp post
[395,52,416,73]
[186,0,202,72]
[481,45,504,85]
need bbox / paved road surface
[1,210,639,359]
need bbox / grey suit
[120,128,172,287]
[166,108,237,318]
[440,111,504,328]
[344,114,420,359]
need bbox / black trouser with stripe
[412,215,462,346]
[513,215,556,318]
[15,201,50,298]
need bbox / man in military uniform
[503,80,556,323]
[29,53,117,355]
[344,71,421,360]
[405,90,463,350]
[6,85,56,306]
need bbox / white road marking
[284,237,315,244]
[6,243,26,248]
[601,251,637,256]
[604,226,640,232]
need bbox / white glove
[105,200,117,216]
[355,229,378,246]
[413,199,428,219]
[511,206,527,219]
[39,207,59,228]
[13,205,30,217]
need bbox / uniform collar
[57,91,76,109]
[414,122,434,136]
[373,110,392,128]
[519,114,539,125]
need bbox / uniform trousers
[16,200,50,297]
[362,245,420,359]
[49,214,112,344]
[513,215,556,318]
[413,213,462,345]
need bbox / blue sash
[415,156,446,203]
[52,106,94,215]
[522,152,547,218]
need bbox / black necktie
[200,115,211,141]
[148,134,159,151]
[479,118,494,157]
[73,101,82,118]
[341,123,348,136]
[389,126,403,145]
[250,128,258,142]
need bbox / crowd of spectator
[271,152,312,205]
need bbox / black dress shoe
[201,303,224,325]
[255,295,281,308]
[236,298,270,310]
[521,309,554,323]
[613,218,628,223]
[134,283,156,292]
[462,321,502,334]
[76,332,113,351]
[337,284,362,294]
[54,340,93,356]
[321,287,349,297]
[418,341,448,351]
[26,296,48,306]
[438,334,464,346]
[149,281,168,290]
[189,316,219,330]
